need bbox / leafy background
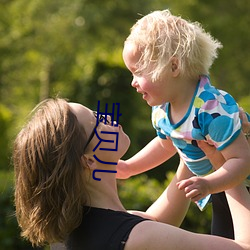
[0,0,249,249]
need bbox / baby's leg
[146,159,193,226]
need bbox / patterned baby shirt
[152,75,241,176]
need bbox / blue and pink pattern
[152,75,242,176]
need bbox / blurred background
[0,0,249,249]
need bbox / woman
[13,98,250,249]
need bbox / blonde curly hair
[13,98,88,246]
[125,9,222,81]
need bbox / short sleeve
[197,90,241,150]
[156,130,168,139]
[152,105,170,140]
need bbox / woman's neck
[84,168,126,212]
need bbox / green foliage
[0,0,249,248]
[239,95,250,113]
[185,1,250,100]
[118,174,163,210]
[184,203,212,234]
[0,104,13,170]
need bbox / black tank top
[66,206,148,250]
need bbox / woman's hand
[239,107,250,141]
[177,108,250,201]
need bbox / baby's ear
[171,57,180,76]
[82,155,97,170]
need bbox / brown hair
[13,98,88,246]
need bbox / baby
[118,9,250,230]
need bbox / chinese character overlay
[92,169,118,181]
[95,101,122,126]
[92,101,122,181]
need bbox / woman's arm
[202,109,250,193]
[181,132,250,201]
[125,183,250,250]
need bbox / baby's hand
[177,176,211,202]
[116,160,131,179]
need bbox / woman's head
[14,98,130,246]
[124,9,222,81]
[68,102,130,165]
[14,98,89,246]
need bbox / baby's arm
[116,136,176,179]
[178,132,250,201]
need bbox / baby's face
[123,42,174,106]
